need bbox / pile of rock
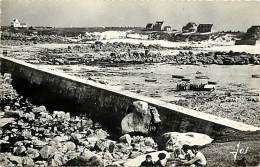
[5,38,259,66]
[173,51,260,65]
[1,31,76,45]
[0,74,159,167]
[0,106,159,166]
[33,49,260,66]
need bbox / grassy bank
[202,131,260,167]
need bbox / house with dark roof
[235,25,260,45]
[145,23,154,31]
[182,22,197,33]
[153,21,164,31]
[197,24,213,33]
[245,25,260,39]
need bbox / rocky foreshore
[34,50,260,66]
[4,42,260,66]
[0,74,159,166]
[172,51,260,65]
[1,32,79,45]
[1,73,260,167]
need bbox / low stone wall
[0,56,259,138]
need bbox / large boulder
[4,110,22,118]
[22,157,34,166]
[51,152,65,166]
[81,149,97,161]
[121,101,161,134]
[86,136,99,149]
[95,129,108,139]
[23,112,35,121]
[144,137,156,147]
[56,143,68,153]
[21,129,32,139]
[66,150,80,160]
[119,134,132,145]
[162,132,214,148]
[53,135,70,142]
[40,145,58,159]
[39,112,52,121]
[114,143,132,156]
[102,152,114,161]
[121,101,152,134]
[95,139,116,152]
[13,145,26,155]
[112,151,125,161]
[26,147,40,159]
[64,141,76,151]
[71,133,83,142]
[14,141,23,147]
[34,160,48,167]
[32,106,47,114]
[0,118,15,128]
[7,154,23,166]
[133,101,149,115]
[53,111,66,121]
[121,112,152,134]
[129,151,143,159]
[0,153,14,166]
[32,139,47,148]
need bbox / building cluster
[11,18,27,28]
[245,25,260,40]
[145,21,213,33]
[182,22,213,33]
[235,25,260,45]
[145,21,172,32]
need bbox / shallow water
[39,64,260,101]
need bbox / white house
[11,18,27,28]
[163,26,172,31]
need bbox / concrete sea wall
[0,56,259,138]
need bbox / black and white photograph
[0,0,260,166]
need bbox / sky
[1,0,260,31]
